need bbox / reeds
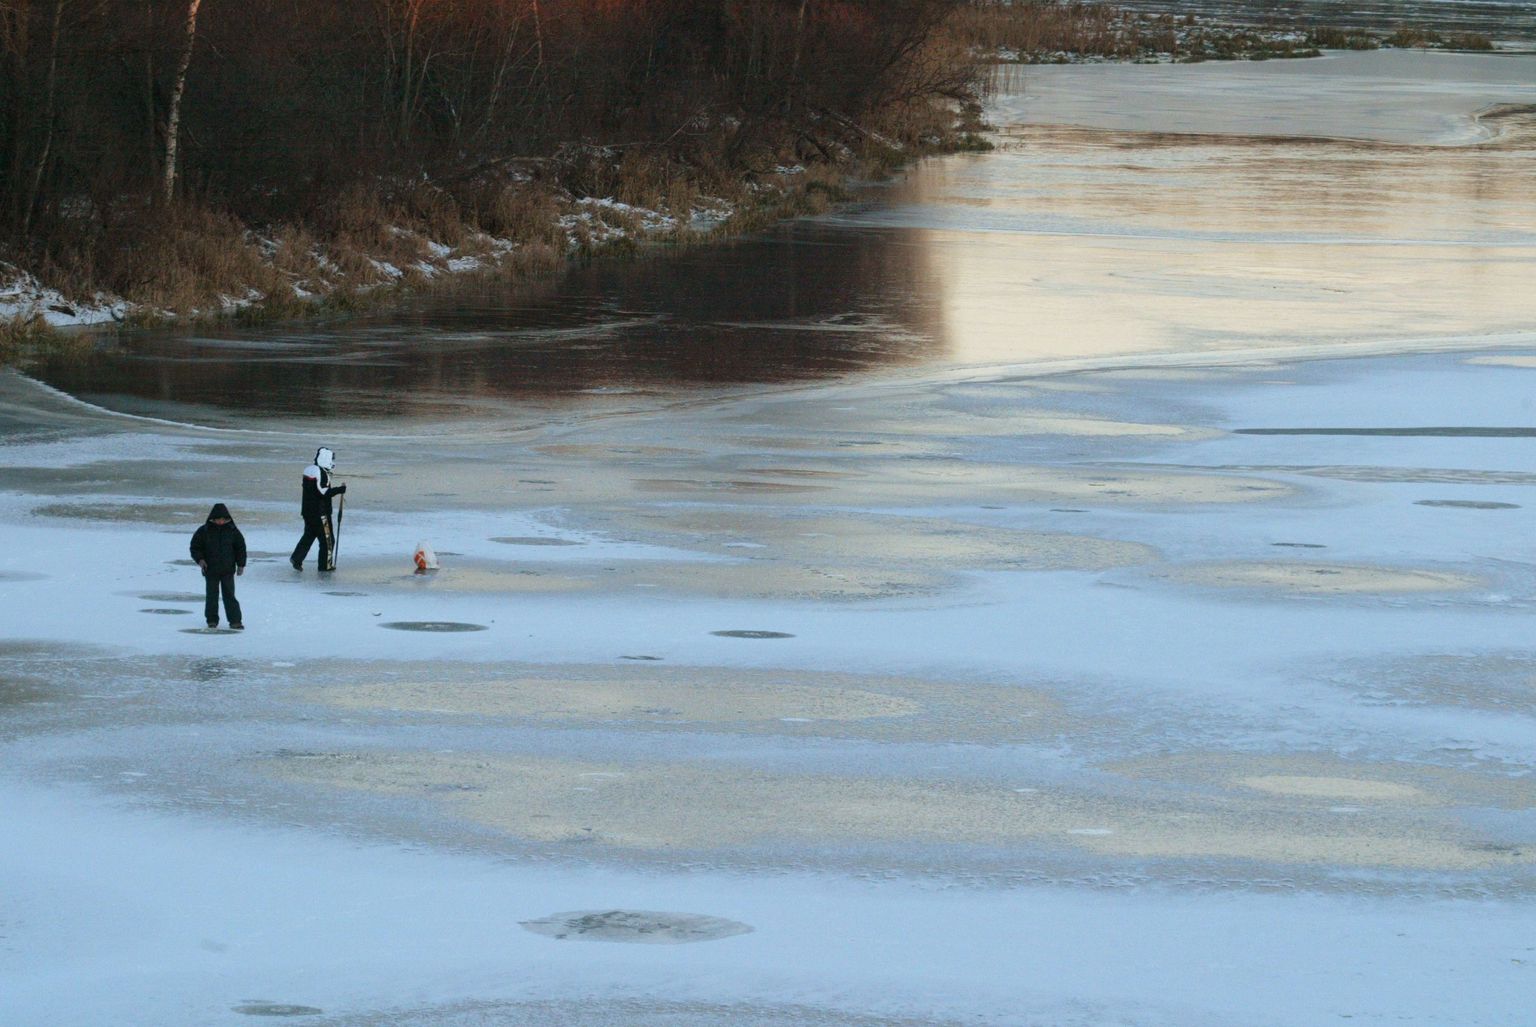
[951,1,1139,60]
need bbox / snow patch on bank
[0,263,128,328]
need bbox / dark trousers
[204,571,242,626]
[291,514,331,569]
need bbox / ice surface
[989,50,1536,145]
[5,51,1536,1027]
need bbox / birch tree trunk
[162,0,201,204]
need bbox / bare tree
[162,0,201,203]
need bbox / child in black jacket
[190,502,247,629]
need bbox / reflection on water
[31,226,944,421]
[28,52,1536,421]
[872,116,1536,365]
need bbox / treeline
[1,0,975,249]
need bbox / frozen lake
[4,51,1535,1026]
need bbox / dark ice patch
[0,640,121,661]
[491,536,583,546]
[35,502,204,524]
[138,592,205,602]
[711,630,794,639]
[0,677,53,708]
[520,909,752,944]
[1414,500,1520,510]
[323,591,369,597]
[179,627,244,635]
[622,655,663,661]
[233,1002,324,1017]
[1338,650,1536,716]
[192,658,239,681]
[635,478,828,494]
[140,608,193,615]
[299,997,956,1027]
[380,621,488,632]
[0,570,46,582]
[1272,542,1327,549]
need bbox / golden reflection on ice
[907,113,1536,366]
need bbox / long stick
[331,492,345,569]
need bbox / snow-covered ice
[3,50,1535,1026]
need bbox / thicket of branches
[1,0,976,248]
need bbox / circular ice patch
[140,608,193,615]
[138,592,205,602]
[232,1002,323,1017]
[520,909,752,944]
[0,570,46,582]
[711,630,794,639]
[179,627,243,635]
[380,621,488,632]
[323,591,369,597]
[1414,500,1520,510]
[491,536,583,546]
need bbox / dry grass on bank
[1387,26,1495,50]
[0,314,90,365]
[42,205,280,318]
[4,81,984,340]
[5,158,845,331]
[952,1,1169,59]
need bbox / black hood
[207,503,234,524]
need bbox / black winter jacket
[190,503,247,575]
[301,466,345,519]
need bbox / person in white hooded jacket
[289,446,346,571]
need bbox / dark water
[1115,0,1536,44]
[32,220,946,421]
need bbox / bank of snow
[0,263,128,328]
